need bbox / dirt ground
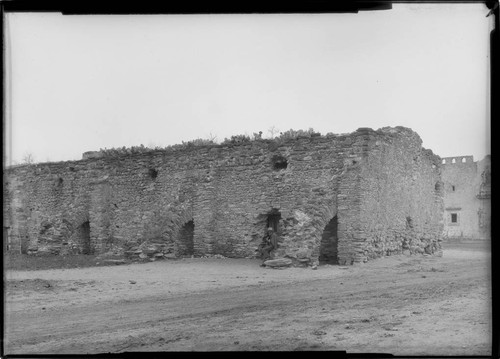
[4,242,492,355]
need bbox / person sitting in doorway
[258,227,278,265]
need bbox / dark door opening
[319,215,338,265]
[20,233,29,254]
[177,220,194,256]
[79,221,91,254]
[266,211,281,233]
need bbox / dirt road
[4,244,491,355]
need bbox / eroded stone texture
[3,127,443,266]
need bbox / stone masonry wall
[441,155,491,240]
[356,128,443,261]
[3,127,443,266]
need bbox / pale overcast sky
[4,3,493,165]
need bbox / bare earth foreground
[4,242,491,355]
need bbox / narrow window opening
[271,155,288,170]
[452,185,455,191]
[462,158,466,163]
[452,158,456,164]
[406,216,413,229]
[442,159,446,164]
[451,213,458,223]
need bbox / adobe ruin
[3,126,444,266]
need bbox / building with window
[441,155,491,241]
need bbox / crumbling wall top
[5,126,431,173]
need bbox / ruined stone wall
[441,155,491,240]
[356,128,443,260]
[4,127,444,265]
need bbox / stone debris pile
[201,254,227,259]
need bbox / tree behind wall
[22,153,35,164]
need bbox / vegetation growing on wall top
[92,128,323,158]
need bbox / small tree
[252,131,263,140]
[22,152,35,165]
[267,126,279,139]
[207,132,218,143]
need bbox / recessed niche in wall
[149,168,158,179]
[271,155,288,170]
[434,182,442,191]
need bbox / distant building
[441,155,491,241]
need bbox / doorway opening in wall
[319,215,338,265]
[177,220,194,256]
[266,210,281,233]
[78,221,91,254]
[20,236,29,254]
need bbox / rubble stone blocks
[3,127,444,267]
[264,258,293,268]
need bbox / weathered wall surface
[356,128,443,260]
[441,155,491,240]
[3,127,443,265]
